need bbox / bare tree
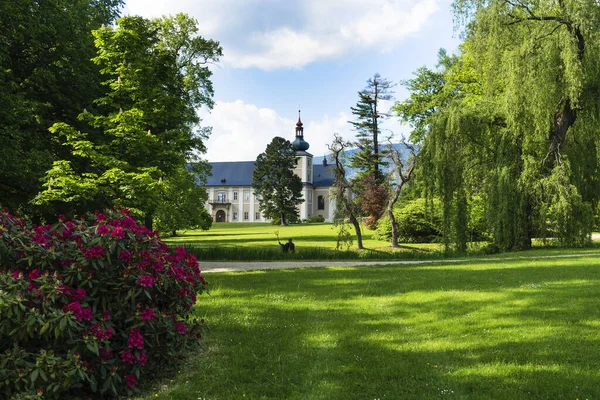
[328,134,364,250]
[385,138,416,248]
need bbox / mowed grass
[165,222,445,261]
[166,222,394,248]
[164,223,600,261]
[140,256,600,399]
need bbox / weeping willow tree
[396,0,600,251]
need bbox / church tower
[291,111,313,219]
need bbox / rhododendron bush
[0,208,207,398]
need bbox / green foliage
[252,137,303,226]
[328,134,365,249]
[306,215,325,223]
[0,208,206,399]
[395,1,600,251]
[376,198,442,243]
[154,166,212,235]
[34,14,222,224]
[0,0,123,215]
[349,74,394,182]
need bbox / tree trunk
[349,214,363,249]
[543,98,577,171]
[280,212,287,226]
[389,209,399,248]
[144,213,153,231]
[171,230,177,237]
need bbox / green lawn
[139,255,600,399]
[165,222,396,249]
[164,223,600,261]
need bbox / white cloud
[200,101,293,162]
[200,100,407,162]
[124,0,443,70]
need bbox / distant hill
[312,143,414,178]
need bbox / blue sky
[123,0,462,162]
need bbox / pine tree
[349,73,395,183]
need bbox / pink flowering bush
[0,207,207,399]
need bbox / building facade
[204,114,336,223]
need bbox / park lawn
[163,223,600,261]
[140,255,600,399]
[164,222,401,250]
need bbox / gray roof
[206,161,255,186]
[205,160,335,187]
[313,164,335,187]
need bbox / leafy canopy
[252,137,303,226]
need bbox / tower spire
[292,109,309,151]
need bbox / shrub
[375,198,442,243]
[306,215,325,223]
[0,208,207,399]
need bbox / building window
[217,191,226,203]
[318,195,325,210]
[307,191,312,202]
[244,212,249,220]
[233,212,238,220]
[233,191,238,200]
[244,191,250,201]
[255,212,260,220]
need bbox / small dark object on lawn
[279,238,295,253]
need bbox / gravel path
[200,252,600,273]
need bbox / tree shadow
[180,259,600,399]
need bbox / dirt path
[199,252,600,273]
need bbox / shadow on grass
[156,259,600,400]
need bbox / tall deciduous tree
[0,0,123,214]
[384,140,416,248]
[328,134,364,250]
[396,1,600,251]
[34,14,222,228]
[252,137,303,226]
[154,165,212,236]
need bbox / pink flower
[84,245,104,259]
[11,271,22,279]
[174,322,187,336]
[28,269,41,281]
[118,250,131,262]
[121,208,131,216]
[138,275,153,288]
[111,227,125,239]
[138,351,147,366]
[79,308,93,321]
[140,308,155,321]
[122,217,137,230]
[73,288,86,301]
[96,225,110,235]
[124,374,136,388]
[95,212,107,222]
[127,328,144,349]
[102,310,111,320]
[63,301,81,317]
[121,351,136,364]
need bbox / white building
[204,114,336,223]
